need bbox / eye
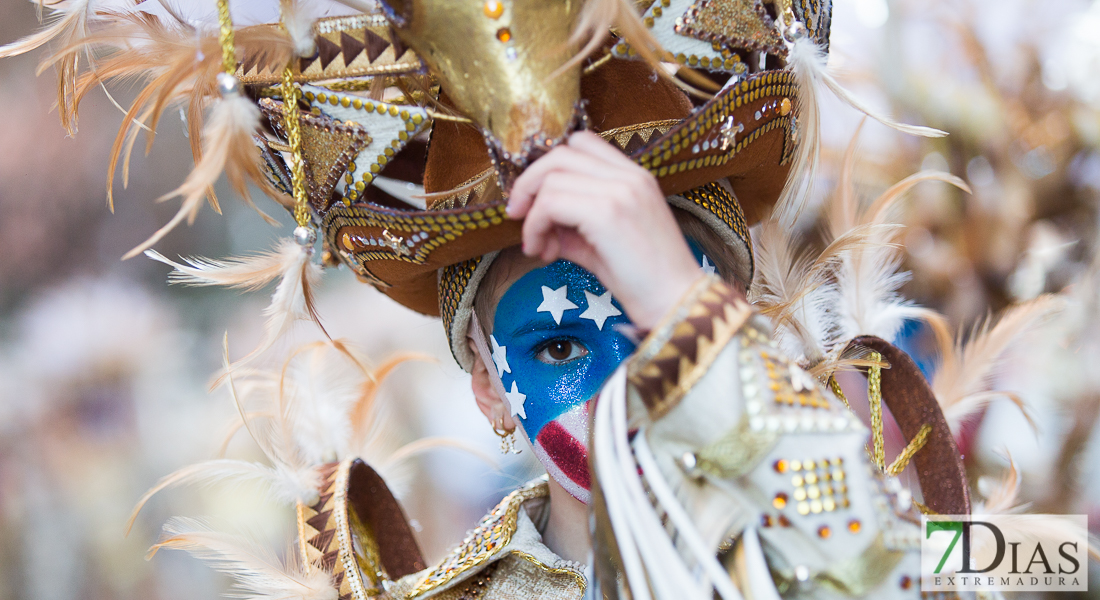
[535,338,589,365]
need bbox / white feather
[775,35,948,229]
[772,37,823,229]
[932,295,1062,432]
[145,240,303,291]
[152,517,338,600]
[128,459,321,533]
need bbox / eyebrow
[506,317,591,338]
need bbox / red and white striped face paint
[530,400,592,503]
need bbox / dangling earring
[493,417,521,455]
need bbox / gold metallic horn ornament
[377,0,585,185]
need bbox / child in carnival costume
[2,0,976,597]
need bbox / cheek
[512,337,635,438]
[531,402,592,498]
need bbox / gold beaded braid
[280,66,311,228]
[867,351,886,471]
[827,375,851,410]
[886,423,931,477]
[215,0,236,75]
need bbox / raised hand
[507,131,703,330]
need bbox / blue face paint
[491,260,636,440]
[487,245,715,502]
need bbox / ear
[468,336,517,431]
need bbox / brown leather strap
[346,459,427,578]
[850,336,971,516]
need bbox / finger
[540,230,561,264]
[554,229,605,281]
[568,130,649,171]
[521,176,619,257]
[508,146,622,218]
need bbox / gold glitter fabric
[386,477,586,600]
[677,0,787,57]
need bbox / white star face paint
[536,285,578,324]
[504,380,527,419]
[490,334,511,377]
[579,290,622,331]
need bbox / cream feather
[0,0,102,135]
[822,124,970,352]
[280,0,317,57]
[772,36,824,229]
[932,295,1063,433]
[150,517,338,600]
[975,455,1021,516]
[776,35,948,229]
[127,459,321,534]
[124,92,269,259]
[145,240,304,291]
[750,218,893,364]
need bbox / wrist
[626,270,709,331]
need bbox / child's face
[490,259,636,503]
[486,242,714,503]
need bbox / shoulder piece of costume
[298,458,428,599]
[299,468,585,600]
[386,476,587,600]
[588,276,969,598]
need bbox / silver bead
[216,72,241,97]
[294,226,317,247]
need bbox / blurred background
[0,0,1098,597]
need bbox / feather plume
[146,238,326,366]
[254,243,326,359]
[822,125,970,350]
[0,0,93,133]
[776,36,949,228]
[150,517,338,600]
[561,0,714,97]
[932,295,1063,433]
[773,36,824,228]
[127,459,320,534]
[975,455,1021,516]
[280,0,317,57]
[750,218,893,364]
[32,11,290,223]
[124,92,270,259]
[145,240,304,291]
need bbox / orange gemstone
[780,97,792,116]
[817,525,831,539]
[848,519,861,533]
[483,0,504,18]
[900,575,912,590]
[773,492,788,509]
[777,514,792,527]
[761,514,773,527]
[496,27,512,42]
[774,459,788,473]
